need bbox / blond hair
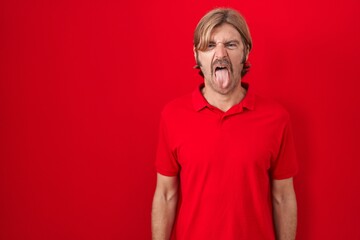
[194,8,253,77]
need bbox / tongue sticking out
[215,69,230,88]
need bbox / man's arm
[152,173,179,240]
[272,177,297,240]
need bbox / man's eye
[226,43,238,49]
[207,43,216,49]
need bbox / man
[152,8,298,240]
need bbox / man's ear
[242,45,250,64]
[193,46,197,62]
[193,46,201,68]
[245,52,249,63]
[245,45,250,61]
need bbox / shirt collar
[192,81,255,113]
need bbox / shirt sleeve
[155,114,180,176]
[270,118,299,179]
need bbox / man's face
[195,23,248,95]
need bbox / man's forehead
[210,23,242,41]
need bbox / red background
[1,0,360,239]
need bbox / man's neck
[202,83,247,112]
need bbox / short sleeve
[270,118,299,179]
[155,114,180,176]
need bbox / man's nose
[214,43,227,58]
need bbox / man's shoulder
[161,93,194,118]
[254,94,291,121]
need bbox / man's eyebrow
[209,40,240,44]
[225,40,240,44]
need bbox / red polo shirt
[155,82,298,240]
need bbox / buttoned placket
[209,108,240,127]
[211,104,246,126]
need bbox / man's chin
[214,79,239,93]
[211,84,236,95]
[204,77,239,95]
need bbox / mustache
[211,58,233,73]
